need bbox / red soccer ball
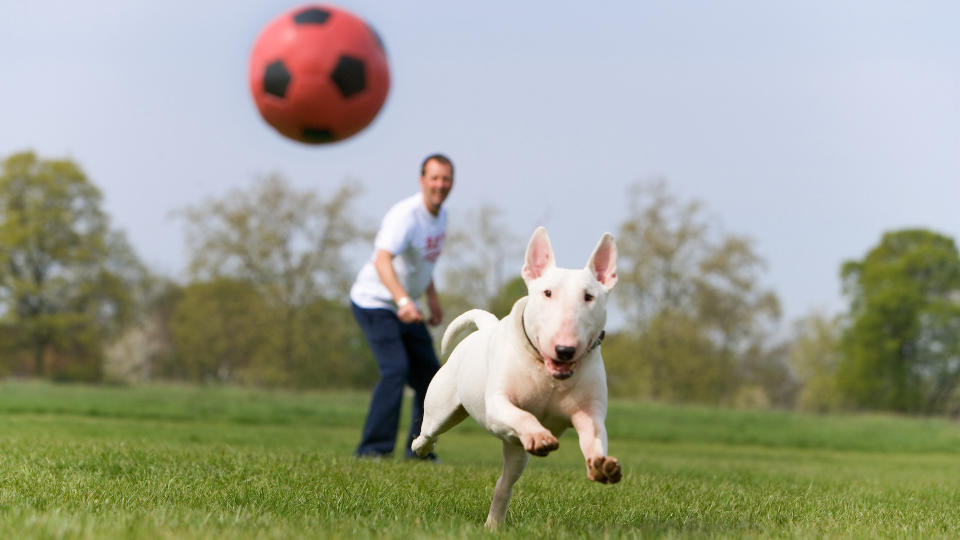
[248,5,390,144]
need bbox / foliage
[837,229,960,414]
[0,151,147,380]
[171,175,374,388]
[611,311,731,403]
[433,205,524,351]
[607,180,786,404]
[169,278,276,384]
[292,296,377,388]
[488,276,527,319]
[737,339,798,409]
[18,147,960,418]
[430,291,474,354]
[179,174,368,303]
[166,277,374,388]
[114,278,184,383]
[4,382,960,538]
[440,204,521,308]
[789,311,843,412]
[433,277,526,358]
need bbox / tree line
[3,151,960,415]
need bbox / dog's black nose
[555,345,576,361]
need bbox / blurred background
[1,1,959,415]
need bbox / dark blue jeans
[352,302,440,457]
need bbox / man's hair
[421,154,454,178]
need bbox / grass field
[3,381,960,538]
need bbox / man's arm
[373,249,422,323]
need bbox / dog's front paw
[586,456,622,484]
[411,435,435,457]
[521,430,559,456]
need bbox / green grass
[2,381,960,538]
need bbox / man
[349,154,454,459]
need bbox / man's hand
[397,300,423,324]
[373,250,423,323]
[427,294,443,326]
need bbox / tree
[608,180,782,404]
[169,278,273,383]
[167,276,375,388]
[737,340,797,409]
[635,310,733,403]
[0,151,146,379]
[616,180,709,325]
[180,174,367,303]
[175,174,372,387]
[788,311,842,412]
[432,204,522,350]
[488,276,527,319]
[295,296,376,388]
[177,175,369,376]
[104,277,181,384]
[837,229,960,414]
[441,204,521,308]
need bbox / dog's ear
[586,233,617,290]
[522,226,556,281]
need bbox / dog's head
[520,227,617,380]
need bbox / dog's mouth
[544,357,577,380]
[536,337,577,379]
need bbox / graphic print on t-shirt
[424,233,445,263]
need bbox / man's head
[419,154,454,216]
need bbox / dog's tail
[441,309,499,356]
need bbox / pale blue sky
[2,1,959,327]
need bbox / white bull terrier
[412,226,621,528]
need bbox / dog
[412,226,621,528]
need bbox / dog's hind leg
[484,441,528,529]
[411,361,468,457]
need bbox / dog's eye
[543,289,552,298]
[584,292,595,302]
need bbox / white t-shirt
[349,193,448,311]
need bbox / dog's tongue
[545,358,574,379]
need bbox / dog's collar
[520,305,605,357]
[519,307,541,357]
[588,330,606,352]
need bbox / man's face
[419,159,454,215]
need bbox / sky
[1,1,959,329]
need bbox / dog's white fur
[412,226,621,528]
